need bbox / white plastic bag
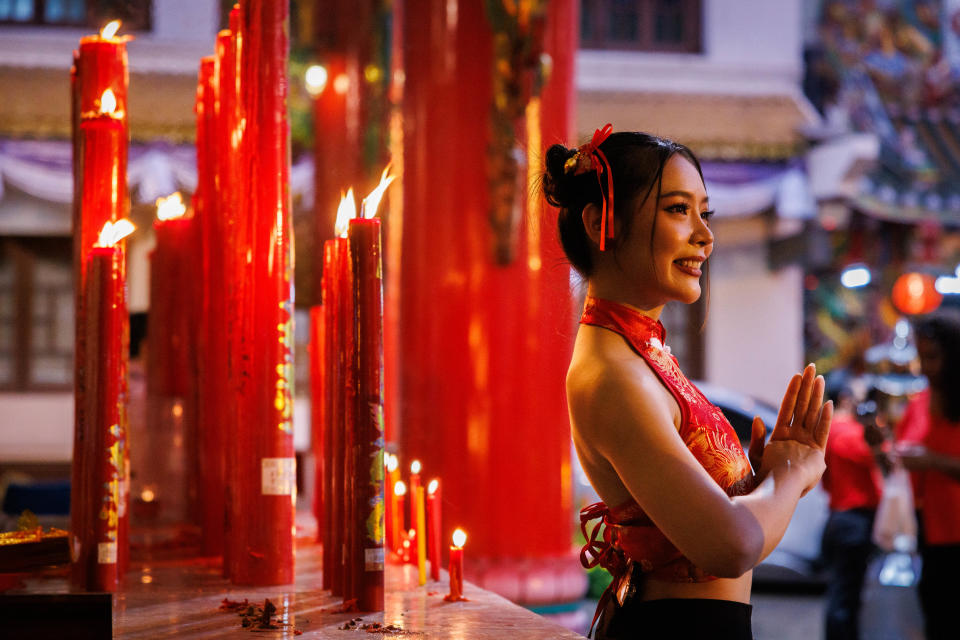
[872,465,917,553]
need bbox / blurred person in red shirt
[821,382,888,640]
[895,312,960,640]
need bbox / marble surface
[16,542,585,639]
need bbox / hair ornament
[564,124,615,251]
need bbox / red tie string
[580,124,614,251]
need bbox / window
[0,0,152,30]
[581,0,702,53]
[0,237,73,391]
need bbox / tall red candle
[71,52,128,587]
[231,0,295,585]
[426,479,441,581]
[195,55,226,556]
[309,304,326,543]
[216,13,243,580]
[147,194,196,525]
[71,221,133,592]
[321,239,342,592]
[348,215,386,611]
[337,233,357,599]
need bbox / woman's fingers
[803,375,826,432]
[773,373,803,437]
[813,399,833,449]
[791,364,817,430]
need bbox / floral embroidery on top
[577,295,755,594]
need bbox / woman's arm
[571,363,830,579]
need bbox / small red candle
[391,480,407,555]
[445,529,466,602]
[426,479,441,581]
[408,460,421,565]
[71,219,135,592]
[385,455,400,552]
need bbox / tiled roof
[0,65,196,142]
[577,90,817,161]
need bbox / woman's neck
[586,280,665,322]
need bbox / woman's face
[613,154,714,306]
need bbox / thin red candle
[392,479,406,555]
[71,221,133,592]
[195,54,225,557]
[309,304,326,542]
[445,529,466,602]
[216,13,242,580]
[321,239,342,592]
[338,233,357,599]
[385,455,400,553]
[231,0,295,586]
[348,215,386,611]
[408,461,421,565]
[427,479,441,581]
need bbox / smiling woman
[543,127,833,639]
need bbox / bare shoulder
[567,325,676,446]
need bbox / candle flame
[394,480,407,496]
[94,218,136,247]
[361,164,396,219]
[453,529,467,547]
[411,460,421,475]
[386,454,399,473]
[428,479,439,494]
[101,20,121,39]
[156,192,187,221]
[335,188,356,238]
[99,89,118,115]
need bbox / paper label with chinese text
[365,547,384,571]
[98,542,117,564]
[261,457,296,495]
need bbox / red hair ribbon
[568,124,615,251]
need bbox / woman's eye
[701,209,715,222]
[666,203,689,214]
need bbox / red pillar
[398,0,577,569]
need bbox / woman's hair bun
[543,143,578,209]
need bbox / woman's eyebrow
[659,189,709,204]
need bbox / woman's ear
[581,203,603,248]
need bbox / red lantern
[891,273,942,315]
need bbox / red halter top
[577,297,755,626]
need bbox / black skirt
[594,596,754,640]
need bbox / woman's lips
[673,261,702,277]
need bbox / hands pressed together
[747,363,834,493]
